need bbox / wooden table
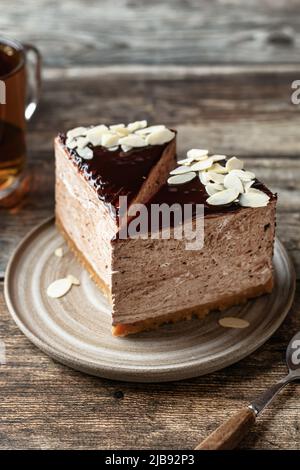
[1,64,300,450]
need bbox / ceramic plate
[4,217,295,382]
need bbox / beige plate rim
[4,217,296,383]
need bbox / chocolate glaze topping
[149,173,276,218]
[59,133,169,214]
[59,132,276,232]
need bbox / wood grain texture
[1,0,300,66]
[1,65,300,449]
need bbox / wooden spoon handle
[195,407,256,450]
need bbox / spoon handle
[195,407,256,450]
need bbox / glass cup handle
[23,44,41,121]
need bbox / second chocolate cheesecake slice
[55,121,176,298]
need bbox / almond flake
[206,171,225,184]
[167,172,196,185]
[170,165,194,175]
[225,157,244,172]
[239,189,270,207]
[108,146,119,151]
[206,187,240,205]
[244,180,255,192]
[110,123,125,130]
[76,136,89,149]
[65,138,78,150]
[46,278,72,298]
[115,127,131,137]
[67,127,88,139]
[224,172,244,193]
[211,154,226,162]
[127,120,147,132]
[219,317,250,329]
[67,274,80,286]
[101,133,120,148]
[209,163,227,174]
[121,144,132,152]
[190,158,213,171]
[76,147,93,159]
[186,149,209,160]
[86,125,108,146]
[119,134,146,148]
[199,171,210,185]
[206,183,224,196]
[230,169,255,181]
[146,128,175,146]
[135,125,166,135]
[177,157,194,165]
[54,247,63,257]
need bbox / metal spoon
[195,331,300,450]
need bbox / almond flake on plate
[206,171,225,184]
[67,126,88,139]
[67,274,80,286]
[119,134,146,148]
[186,149,209,160]
[77,146,93,160]
[146,128,175,145]
[225,157,244,172]
[190,158,213,171]
[206,182,224,196]
[218,317,250,329]
[46,278,72,298]
[54,247,63,257]
[167,172,196,185]
[224,172,244,193]
[230,169,256,181]
[170,165,194,175]
[206,187,240,205]
[239,189,270,207]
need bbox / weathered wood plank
[2,0,300,66]
[40,67,300,157]
[0,283,299,449]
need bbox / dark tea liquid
[0,41,26,193]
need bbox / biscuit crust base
[56,215,273,337]
[112,278,273,336]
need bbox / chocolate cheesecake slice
[55,125,276,337]
[110,150,276,336]
[55,121,176,298]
